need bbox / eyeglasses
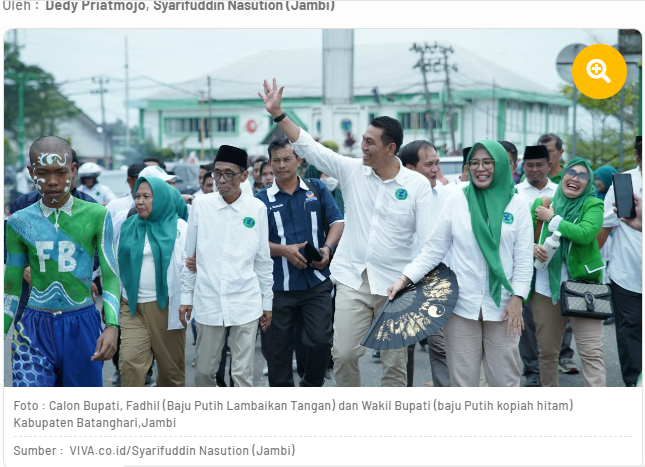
[467,159,495,169]
[563,168,591,183]
[212,170,245,182]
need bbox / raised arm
[4,221,27,336]
[259,78,356,184]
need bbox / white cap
[138,166,178,182]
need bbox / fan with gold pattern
[361,263,458,350]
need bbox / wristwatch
[323,244,336,259]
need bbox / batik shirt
[4,196,121,335]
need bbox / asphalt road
[4,296,626,388]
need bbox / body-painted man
[4,136,120,387]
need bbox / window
[399,112,440,131]
[549,105,567,133]
[368,112,378,124]
[214,117,236,133]
[164,116,237,134]
[165,118,200,134]
[506,100,522,132]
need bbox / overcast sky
[6,28,618,126]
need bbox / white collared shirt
[402,191,534,321]
[444,178,469,194]
[106,193,134,221]
[180,192,274,326]
[516,178,558,205]
[77,183,117,205]
[412,181,449,257]
[291,129,434,296]
[603,167,643,293]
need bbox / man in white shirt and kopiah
[179,145,274,388]
[259,78,435,387]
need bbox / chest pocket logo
[395,189,408,200]
[243,217,256,228]
[502,212,514,225]
[176,230,181,239]
[305,191,318,203]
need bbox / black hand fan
[361,263,459,350]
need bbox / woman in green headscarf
[117,176,189,387]
[388,140,534,387]
[531,158,606,387]
[594,165,618,295]
[594,164,618,201]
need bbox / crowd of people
[3,78,642,388]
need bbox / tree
[560,83,640,170]
[4,43,79,145]
[321,140,339,153]
[343,131,357,156]
[4,137,17,166]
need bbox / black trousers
[215,327,233,387]
[519,302,540,376]
[611,280,642,386]
[266,280,333,387]
[295,285,337,378]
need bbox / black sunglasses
[563,168,591,183]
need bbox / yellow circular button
[572,44,627,99]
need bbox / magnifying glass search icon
[586,59,611,83]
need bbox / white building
[22,110,110,164]
[131,41,571,160]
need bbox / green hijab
[304,163,345,215]
[118,177,187,315]
[546,158,598,303]
[594,165,617,201]
[463,140,516,307]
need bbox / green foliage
[4,137,17,165]
[559,83,640,170]
[321,140,339,152]
[4,43,79,142]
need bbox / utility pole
[411,42,436,143]
[441,46,457,153]
[207,76,214,160]
[91,76,109,168]
[411,42,458,152]
[571,85,578,160]
[199,91,205,161]
[125,36,130,150]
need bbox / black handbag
[560,280,614,320]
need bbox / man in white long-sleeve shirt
[180,145,274,388]
[259,79,434,387]
[399,140,450,388]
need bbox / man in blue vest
[255,137,344,387]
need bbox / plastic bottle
[534,231,561,270]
